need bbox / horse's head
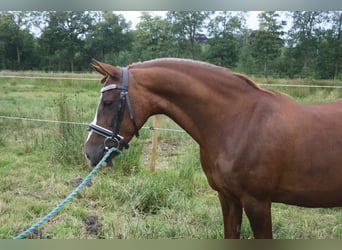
[84,59,140,167]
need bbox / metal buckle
[104,137,120,151]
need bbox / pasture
[0,71,341,239]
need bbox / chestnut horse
[84,58,342,239]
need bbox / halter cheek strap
[88,67,139,150]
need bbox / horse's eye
[103,100,113,107]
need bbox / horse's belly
[274,118,342,207]
[273,169,342,208]
[273,191,342,208]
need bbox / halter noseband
[88,67,139,150]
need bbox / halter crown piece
[88,67,139,150]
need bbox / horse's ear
[91,59,121,81]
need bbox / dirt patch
[141,140,184,170]
[25,229,43,239]
[83,215,102,235]
[69,177,93,187]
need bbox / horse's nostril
[85,152,90,160]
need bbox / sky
[114,11,262,30]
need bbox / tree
[166,11,211,59]
[0,12,37,69]
[206,11,246,68]
[330,11,342,79]
[85,11,132,65]
[235,29,258,75]
[39,11,94,71]
[0,13,17,68]
[250,11,285,77]
[131,12,174,61]
[288,11,325,77]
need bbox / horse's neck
[134,66,261,145]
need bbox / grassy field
[0,71,341,239]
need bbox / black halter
[88,67,139,150]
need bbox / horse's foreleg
[218,192,243,239]
[242,197,273,239]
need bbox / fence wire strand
[258,83,342,89]
[0,75,98,81]
[0,115,186,133]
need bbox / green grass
[0,72,341,239]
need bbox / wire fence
[1,74,342,88]
[0,74,341,133]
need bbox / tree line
[0,11,341,79]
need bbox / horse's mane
[130,58,225,72]
[130,58,274,95]
[232,72,274,95]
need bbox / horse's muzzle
[84,143,115,168]
[85,152,114,168]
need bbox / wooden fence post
[150,115,159,172]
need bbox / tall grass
[113,128,150,175]
[52,94,86,167]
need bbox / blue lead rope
[14,147,121,239]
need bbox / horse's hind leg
[218,192,243,239]
[242,197,273,239]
